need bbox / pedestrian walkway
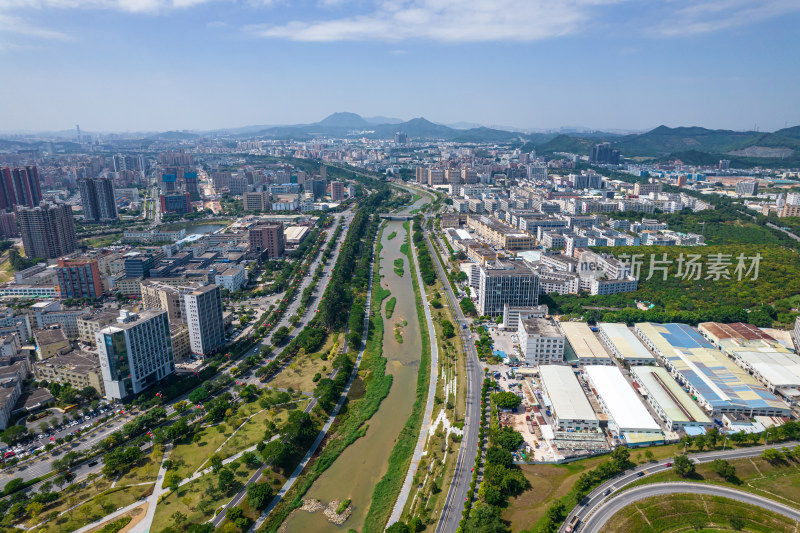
[387,217,440,526]
[128,444,171,533]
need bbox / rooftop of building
[519,318,562,338]
[632,366,711,424]
[597,322,655,361]
[539,365,598,423]
[35,350,101,373]
[559,321,612,360]
[583,365,661,431]
[33,328,68,345]
[699,322,777,343]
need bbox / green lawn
[170,425,232,480]
[604,493,796,533]
[215,403,306,460]
[152,460,260,527]
[116,445,163,485]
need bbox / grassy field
[604,493,797,532]
[269,334,338,392]
[385,297,397,318]
[116,445,163,485]
[79,232,123,248]
[215,403,305,459]
[170,425,232,480]
[152,461,261,526]
[0,257,13,283]
[624,454,800,509]
[504,444,683,529]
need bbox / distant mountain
[315,112,370,129]
[364,115,404,125]
[447,121,485,130]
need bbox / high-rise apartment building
[182,284,224,356]
[78,177,118,224]
[590,142,621,165]
[56,258,103,300]
[0,166,42,210]
[633,182,663,196]
[330,181,345,201]
[309,179,327,198]
[160,193,192,215]
[478,262,540,317]
[0,212,16,237]
[17,202,78,259]
[96,309,174,400]
[249,224,285,257]
[462,167,479,184]
[415,167,426,184]
[183,171,200,201]
[428,169,445,186]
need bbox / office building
[17,202,78,259]
[478,261,539,317]
[308,179,327,198]
[633,182,662,196]
[590,143,620,165]
[182,284,224,356]
[56,258,103,300]
[96,309,174,400]
[160,193,192,215]
[0,166,42,209]
[394,132,408,145]
[78,177,118,224]
[243,191,271,211]
[249,223,284,258]
[735,180,759,197]
[517,318,565,364]
[77,311,119,345]
[330,181,345,202]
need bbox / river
[282,217,423,531]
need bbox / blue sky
[1,0,799,133]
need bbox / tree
[1,425,28,445]
[386,523,410,533]
[644,450,654,462]
[495,427,524,451]
[218,468,235,492]
[729,516,745,531]
[694,435,706,451]
[710,458,736,481]
[246,482,273,510]
[761,448,783,464]
[688,514,707,532]
[493,391,522,411]
[672,454,695,478]
[486,446,513,468]
[462,503,507,533]
[171,511,187,526]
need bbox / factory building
[597,322,655,366]
[539,365,599,430]
[631,366,712,431]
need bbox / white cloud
[0,0,215,14]
[654,0,800,36]
[0,13,70,39]
[246,0,616,42]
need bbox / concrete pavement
[581,482,800,533]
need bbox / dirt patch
[86,503,147,533]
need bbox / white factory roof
[584,365,661,432]
[598,322,655,362]
[539,365,598,423]
[284,225,310,242]
[632,366,711,425]
[560,321,612,362]
[736,350,800,388]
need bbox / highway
[581,482,800,533]
[560,440,800,533]
[422,219,483,533]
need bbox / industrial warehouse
[489,319,798,461]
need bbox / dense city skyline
[1,0,799,132]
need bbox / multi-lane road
[581,481,800,533]
[422,219,484,533]
[561,441,800,533]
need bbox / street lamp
[722,436,728,451]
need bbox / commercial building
[631,366,712,431]
[160,193,192,215]
[467,215,535,251]
[635,322,790,416]
[330,181,345,201]
[284,226,310,248]
[182,284,224,356]
[583,365,662,439]
[170,323,191,361]
[33,350,105,396]
[735,180,759,197]
[243,191,271,211]
[699,322,800,397]
[249,223,285,258]
[590,143,620,165]
[539,365,599,430]
[517,318,565,365]
[597,322,655,365]
[214,267,246,292]
[560,321,613,365]
[0,166,42,209]
[633,182,662,196]
[56,258,103,300]
[96,310,174,400]
[78,177,118,224]
[17,202,78,259]
[184,171,200,201]
[477,261,539,317]
[0,358,26,430]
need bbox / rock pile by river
[324,500,352,525]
